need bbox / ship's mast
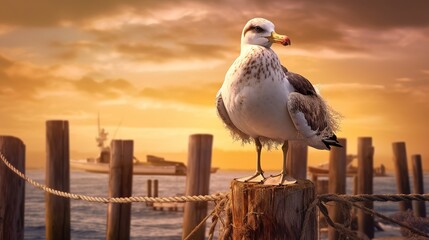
[96,113,109,151]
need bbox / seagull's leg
[264,140,297,185]
[236,138,265,183]
[253,138,265,180]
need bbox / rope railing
[321,193,429,203]
[0,151,227,203]
[300,193,429,240]
[2,150,429,239]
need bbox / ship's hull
[70,160,185,176]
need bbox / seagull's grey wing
[282,66,317,96]
[283,67,341,149]
[282,68,327,137]
[216,92,249,140]
[287,92,328,138]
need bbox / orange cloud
[116,42,235,62]
[73,77,135,98]
[0,54,53,101]
[139,82,220,107]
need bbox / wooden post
[286,141,308,179]
[357,137,374,239]
[182,134,213,240]
[147,179,152,197]
[146,179,152,207]
[153,179,159,197]
[0,136,25,240]
[328,138,347,240]
[411,154,426,217]
[231,180,316,239]
[392,142,412,211]
[45,120,70,240]
[106,140,134,240]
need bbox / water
[24,170,429,239]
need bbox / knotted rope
[300,193,429,240]
[2,151,429,239]
[0,151,227,203]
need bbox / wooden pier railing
[328,138,347,240]
[357,137,374,239]
[0,136,25,240]
[106,140,134,240]
[182,134,213,240]
[0,120,428,240]
[45,120,71,240]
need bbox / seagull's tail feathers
[306,133,340,150]
[287,92,342,150]
[321,134,343,150]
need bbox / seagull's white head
[241,18,291,48]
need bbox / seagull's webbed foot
[236,171,265,183]
[264,172,296,185]
[236,137,265,183]
[264,140,297,185]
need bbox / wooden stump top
[231,179,316,240]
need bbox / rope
[300,194,429,240]
[0,151,227,203]
[320,193,429,203]
[184,195,230,240]
[218,196,233,240]
[318,194,429,239]
[3,150,429,239]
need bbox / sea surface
[23,170,429,239]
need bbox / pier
[0,120,428,239]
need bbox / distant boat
[70,115,218,175]
[71,153,219,176]
[308,154,386,177]
[71,158,184,175]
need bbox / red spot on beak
[282,36,291,46]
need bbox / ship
[70,155,188,176]
[308,154,386,177]
[70,116,218,175]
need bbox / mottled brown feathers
[288,93,328,132]
[282,66,317,96]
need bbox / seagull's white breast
[220,45,300,141]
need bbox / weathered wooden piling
[45,120,70,240]
[231,180,316,239]
[328,138,347,240]
[286,141,308,179]
[357,137,374,239]
[392,142,412,211]
[106,140,134,240]
[182,134,213,240]
[147,179,152,197]
[153,179,159,198]
[0,136,25,240]
[146,179,152,207]
[411,154,426,217]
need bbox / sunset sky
[1,1,428,171]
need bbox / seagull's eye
[254,26,264,33]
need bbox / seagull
[216,18,341,185]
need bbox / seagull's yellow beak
[267,31,291,46]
